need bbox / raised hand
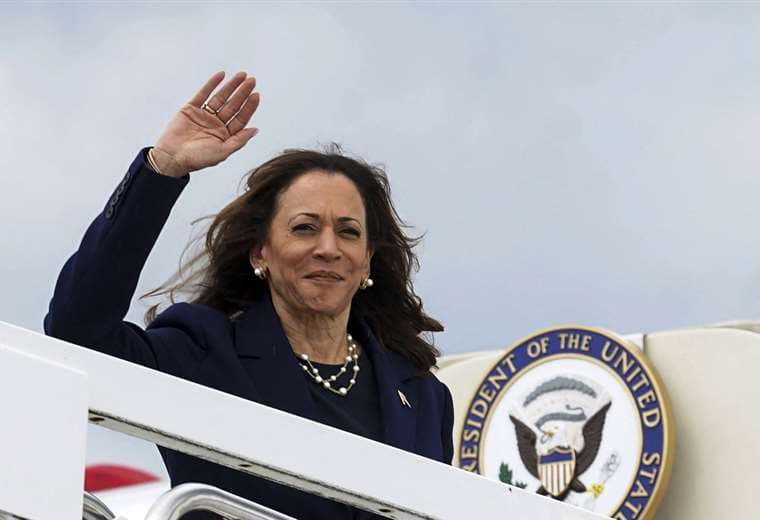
[151,71,261,177]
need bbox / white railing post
[0,341,89,520]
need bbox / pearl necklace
[297,334,360,396]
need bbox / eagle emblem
[509,376,612,500]
[456,327,673,519]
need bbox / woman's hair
[142,144,443,371]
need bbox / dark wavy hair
[142,145,442,371]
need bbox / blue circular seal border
[457,326,674,520]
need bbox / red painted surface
[84,464,160,492]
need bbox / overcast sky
[2,2,760,477]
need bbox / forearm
[45,148,189,347]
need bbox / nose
[313,228,341,261]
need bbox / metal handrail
[83,492,116,520]
[144,483,297,520]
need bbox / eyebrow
[288,212,362,226]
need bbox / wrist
[149,147,188,178]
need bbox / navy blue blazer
[45,149,454,519]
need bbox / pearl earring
[360,277,374,290]
[254,267,267,280]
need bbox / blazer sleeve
[44,148,207,376]
[441,381,455,465]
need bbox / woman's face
[251,170,373,318]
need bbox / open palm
[153,71,260,177]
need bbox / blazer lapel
[354,318,418,452]
[231,294,418,452]
[232,294,317,422]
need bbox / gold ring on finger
[201,103,220,115]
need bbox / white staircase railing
[145,483,296,520]
[83,492,116,520]
[0,321,606,520]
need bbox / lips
[305,270,344,281]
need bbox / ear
[249,244,265,269]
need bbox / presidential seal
[457,327,673,520]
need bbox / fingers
[217,77,257,123]
[185,71,260,157]
[225,92,261,135]
[205,71,251,112]
[187,71,226,108]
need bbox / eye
[292,223,317,234]
[340,227,361,238]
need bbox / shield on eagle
[538,447,576,497]
[509,383,613,501]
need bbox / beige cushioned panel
[436,351,504,465]
[645,328,759,519]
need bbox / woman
[45,71,453,519]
